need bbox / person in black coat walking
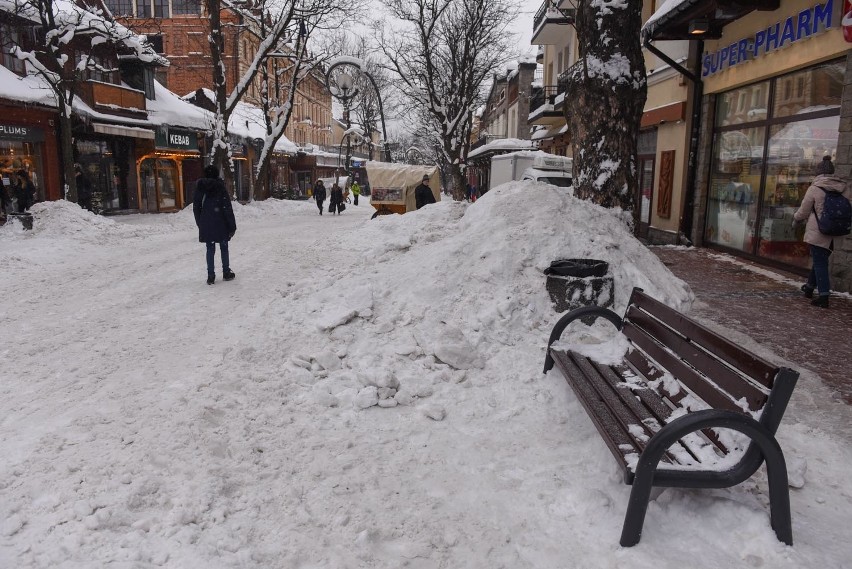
[193,165,237,285]
[329,183,343,215]
[313,180,327,215]
[414,175,436,210]
[13,170,35,212]
[75,164,93,211]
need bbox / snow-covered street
[2,185,852,568]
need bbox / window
[706,59,845,269]
[0,24,26,75]
[77,52,118,84]
[105,0,134,16]
[154,0,168,18]
[772,61,844,118]
[172,0,200,15]
[137,0,152,17]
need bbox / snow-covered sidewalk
[1,184,851,568]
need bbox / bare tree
[203,0,359,196]
[377,0,516,200]
[563,0,646,215]
[3,0,164,202]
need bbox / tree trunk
[449,162,465,201]
[564,0,646,214]
[57,111,77,202]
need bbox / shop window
[705,126,765,253]
[772,61,844,119]
[140,157,179,211]
[759,115,840,267]
[0,140,45,203]
[716,82,769,126]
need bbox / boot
[207,275,215,285]
[801,284,814,298]
[811,295,829,308]
[223,270,236,281]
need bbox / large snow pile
[1,183,851,568]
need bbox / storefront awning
[643,0,780,42]
[93,123,155,139]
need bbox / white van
[520,154,572,188]
[490,151,572,189]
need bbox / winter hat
[815,155,835,175]
[422,175,430,181]
[203,164,219,178]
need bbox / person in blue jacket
[193,165,237,285]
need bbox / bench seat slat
[625,306,769,411]
[620,353,729,455]
[551,351,643,469]
[629,292,777,388]
[621,322,749,415]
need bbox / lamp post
[325,60,393,171]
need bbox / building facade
[646,0,852,291]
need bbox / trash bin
[545,258,613,313]
[8,212,33,230]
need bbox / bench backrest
[620,288,798,433]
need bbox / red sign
[844,0,852,42]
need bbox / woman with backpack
[793,157,852,308]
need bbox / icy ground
[1,182,851,568]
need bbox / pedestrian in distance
[793,156,852,308]
[13,169,35,212]
[313,179,327,215]
[0,178,10,223]
[414,174,436,210]
[193,164,237,285]
[74,164,93,212]
[351,180,361,206]
[329,183,343,215]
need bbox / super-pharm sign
[702,0,835,77]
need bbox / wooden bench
[543,287,798,547]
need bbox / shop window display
[0,140,45,206]
[140,157,180,212]
[705,59,844,269]
[705,127,764,252]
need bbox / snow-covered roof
[0,65,210,132]
[186,88,297,153]
[642,0,701,40]
[0,65,56,107]
[146,81,211,130]
[467,137,537,159]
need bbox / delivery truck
[489,151,572,190]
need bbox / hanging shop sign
[0,124,45,142]
[155,127,199,151]
[702,0,835,77]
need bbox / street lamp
[325,59,393,167]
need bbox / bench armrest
[543,306,623,373]
[622,408,792,546]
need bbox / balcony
[79,81,147,119]
[531,0,575,45]
[554,69,571,112]
[528,85,563,126]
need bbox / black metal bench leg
[765,445,793,545]
[620,468,654,547]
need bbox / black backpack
[814,187,852,237]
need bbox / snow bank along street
[1,182,852,568]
